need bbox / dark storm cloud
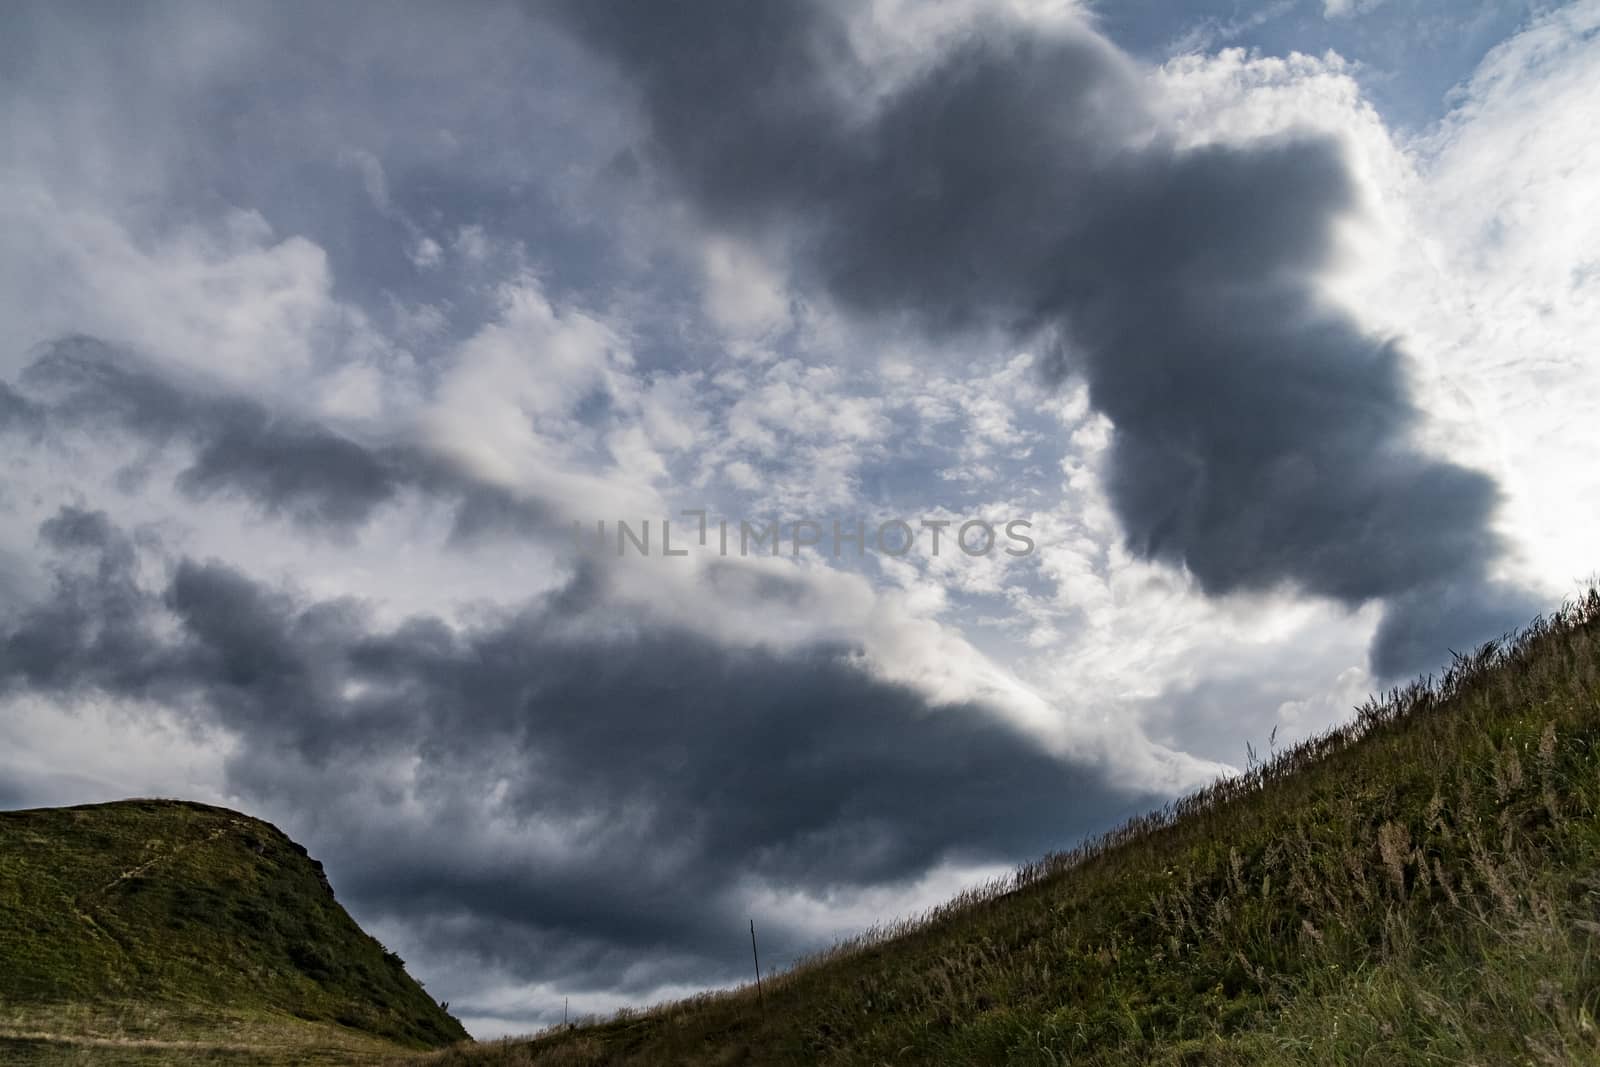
[0,382,42,434]
[0,510,1152,996]
[2,508,162,695]
[11,337,550,540]
[1372,577,1542,679]
[547,0,1532,677]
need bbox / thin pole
[749,918,764,1007]
[564,997,568,1027]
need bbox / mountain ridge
[0,796,468,1063]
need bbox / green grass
[0,798,468,1063]
[431,590,1600,1066]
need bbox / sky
[1,0,1597,1039]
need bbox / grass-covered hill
[0,797,467,1063]
[439,590,1600,1066]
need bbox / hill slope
[0,798,467,1062]
[441,591,1600,1066]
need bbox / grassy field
[430,589,1600,1066]
[0,798,467,1064]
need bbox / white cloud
[1405,0,1600,593]
[700,235,792,342]
[1323,0,1390,19]
[0,189,429,437]
[422,279,669,520]
[409,236,444,269]
[0,691,232,809]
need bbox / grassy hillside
[0,798,467,1063]
[437,590,1600,1066]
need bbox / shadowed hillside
[0,798,467,1063]
[434,590,1600,1066]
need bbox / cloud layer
[551,0,1534,677]
[1,503,1156,1006]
